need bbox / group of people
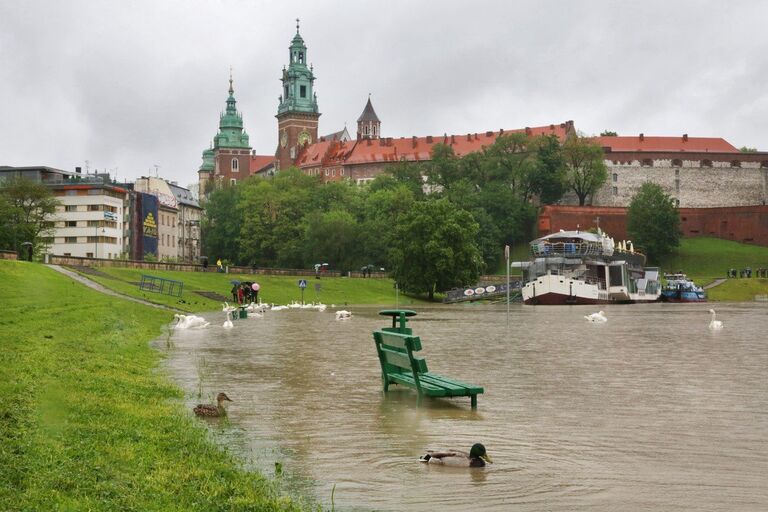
[230,281,259,304]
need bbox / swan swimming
[223,311,234,329]
[708,309,723,330]
[335,310,352,320]
[584,310,607,323]
[173,314,210,329]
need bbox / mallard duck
[419,443,492,467]
[193,392,233,417]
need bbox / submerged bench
[373,310,483,409]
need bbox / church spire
[215,72,249,149]
[357,94,381,140]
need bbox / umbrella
[230,279,241,285]
[251,283,260,291]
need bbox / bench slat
[375,331,422,351]
[420,373,484,395]
[379,346,428,373]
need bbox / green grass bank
[658,237,768,301]
[0,260,312,511]
[69,266,426,313]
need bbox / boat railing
[530,241,605,257]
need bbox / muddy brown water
[162,303,768,511]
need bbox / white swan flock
[172,301,351,331]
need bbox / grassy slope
[658,237,768,301]
[0,260,310,511]
[74,267,425,313]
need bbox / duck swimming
[193,392,233,417]
[419,443,492,467]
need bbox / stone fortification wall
[591,157,768,208]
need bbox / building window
[284,85,289,98]
[672,158,682,167]
[87,189,101,195]
[88,204,101,211]
[731,160,741,168]
[300,85,307,98]
[332,169,336,177]
[702,159,713,167]
[65,236,78,243]
[325,169,329,177]
[675,179,680,193]
[230,178,237,185]
[66,190,77,196]
[232,158,239,172]
[298,51,304,64]
[65,205,78,212]
[642,158,653,167]
[612,173,618,182]
[65,221,77,227]
[340,169,344,176]
[612,186,618,196]
[675,168,680,177]
[675,198,680,207]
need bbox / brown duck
[193,392,233,417]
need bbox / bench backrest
[373,330,429,376]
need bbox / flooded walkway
[165,303,768,511]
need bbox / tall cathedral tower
[276,20,320,171]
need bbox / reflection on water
[163,303,768,511]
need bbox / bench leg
[470,394,477,410]
[416,393,423,407]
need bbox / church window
[675,179,680,193]
[300,85,307,98]
[284,85,289,98]
[373,125,377,136]
[232,158,239,172]
[332,169,336,177]
[675,169,680,177]
[340,169,344,176]
[325,169,329,177]
[299,52,304,63]
[612,173,618,182]
[612,186,617,196]
[674,198,680,207]
[364,126,369,135]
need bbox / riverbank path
[704,278,727,290]
[47,264,184,312]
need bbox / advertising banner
[140,193,158,257]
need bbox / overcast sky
[2,0,768,187]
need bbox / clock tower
[276,19,320,171]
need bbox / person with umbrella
[251,282,260,303]
[230,279,240,303]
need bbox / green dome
[199,147,215,172]
[213,75,251,150]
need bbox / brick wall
[538,205,768,246]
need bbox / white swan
[271,305,288,311]
[584,310,607,323]
[708,309,723,330]
[223,310,234,329]
[335,310,352,320]
[314,303,327,312]
[185,315,210,329]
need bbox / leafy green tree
[739,146,758,153]
[563,135,608,206]
[600,130,618,136]
[372,161,425,199]
[389,199,482,300]
[626,182,681,263]
[304,210,361,272]
[201,183,241,264]
[0,176,58,257]
[531,134,567,204]
[358,184,417,269]
[479,133,539,201]
[424,144,462,192]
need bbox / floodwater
[163,303,768,511]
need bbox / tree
[388,199,481,301]
[0,176,58,257]
[562,135,608,206]
[600,130,618,136]
[530,134,567,204]
[626,182,681,263]
[201,184,241,264]
[304,210,361,272]
[739,146,758,153]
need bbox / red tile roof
[296,122,574,168]
[249,155,275,174]
[596,135,739,153]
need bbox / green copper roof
[214,74,251,149]
[277,20,320,116]
[199,147,215,172]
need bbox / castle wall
[538,205,768,246]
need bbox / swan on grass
[584,310,607,323]
[708,309,723,330]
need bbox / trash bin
[239,307,248,319]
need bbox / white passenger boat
[517,229,661,305]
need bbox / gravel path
[46,264,183,312]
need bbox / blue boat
[661,273,706,302]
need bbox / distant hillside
[659,237,768,281]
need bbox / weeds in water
[274,461,283,477]
[330,483,336,512]
[194,354,211,399]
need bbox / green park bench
[372,310,484,409]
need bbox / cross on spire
[229,66,234,95]
[296,18,300,33]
